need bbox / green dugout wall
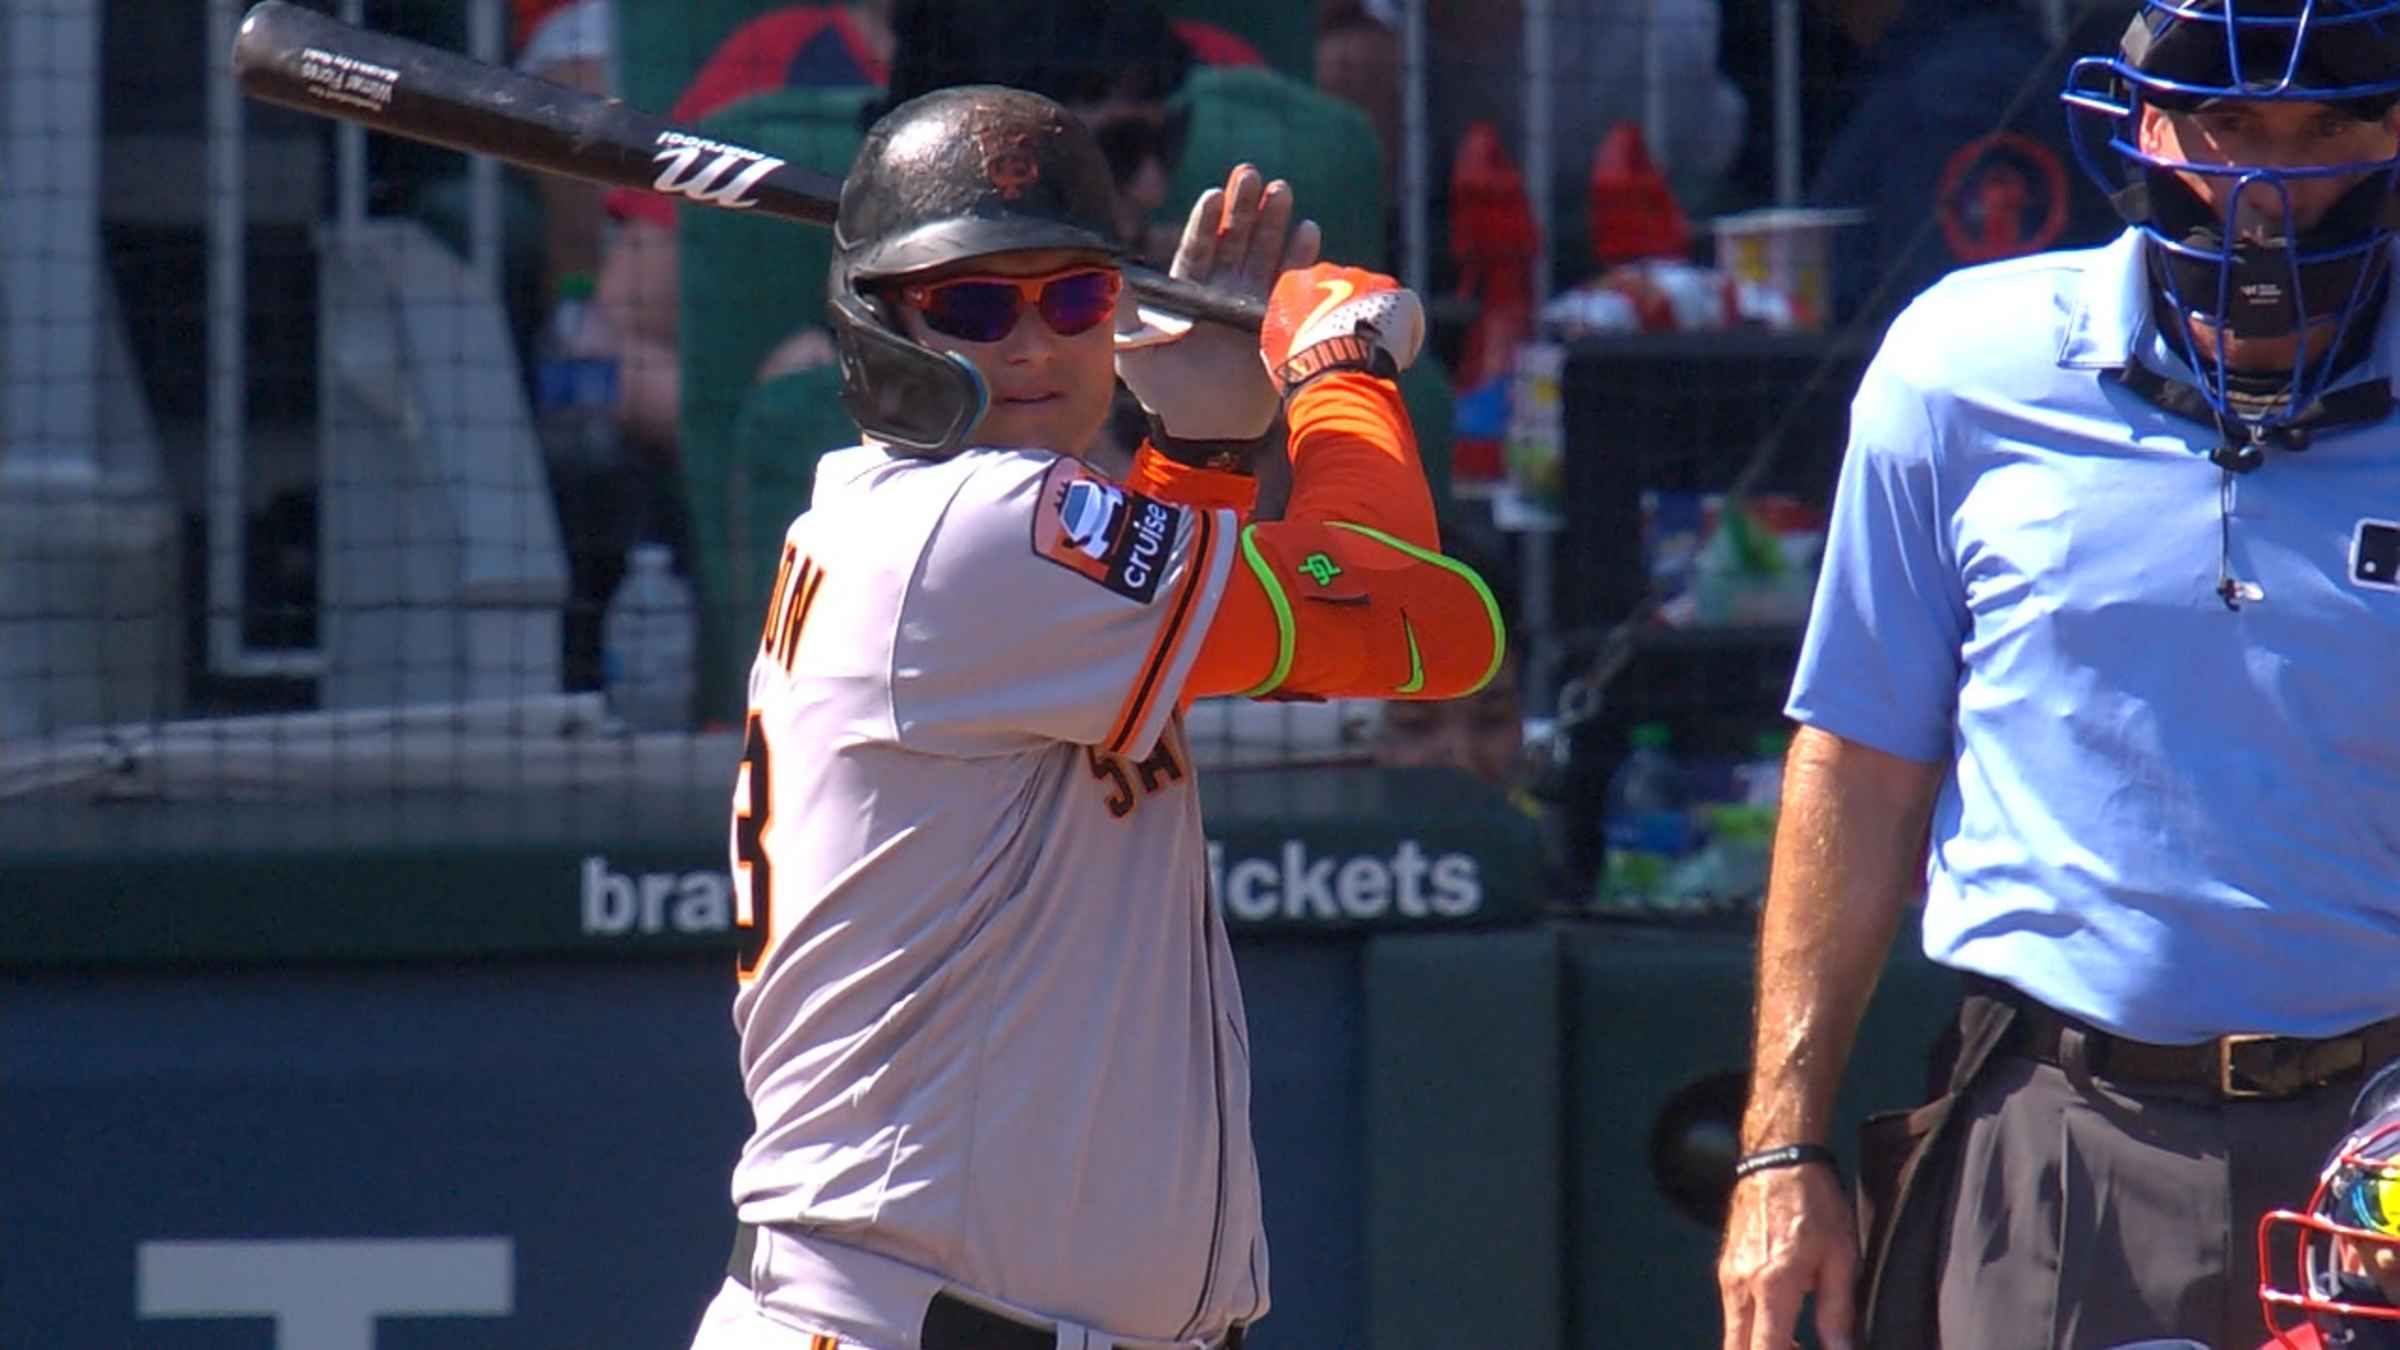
[2,759,1957,1347]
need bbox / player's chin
[974,397,1108,455]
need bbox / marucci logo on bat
[650,132,785,209]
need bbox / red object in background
[513,0,568,48]
[1171,19,1268,68]
[1588,121,1690,266]
[1448,121,1538,390]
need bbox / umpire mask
[2061,0,2400,428]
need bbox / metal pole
[1400,0,1429,293]
[338,0,366,231]
[467,0,504,297]
[206,0,250,677]
[1774,0,1802,205]
[209,0,321,679]
[1644,0,1670,167]
[1524,0,1554,309]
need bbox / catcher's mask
[828,85,1124,457]
[2062,0,2400,431]
[2261,1061,2400,1349]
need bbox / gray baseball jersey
[726,443,1263,1342]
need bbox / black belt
[727,1223,1246,1350]
[1997,986,2400,1101]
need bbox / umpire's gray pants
[1934,1047,2354,1350]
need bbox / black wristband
[1731,1143,1839,1181]
[1144,414,1269,475]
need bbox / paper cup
[1710,207,1867,330]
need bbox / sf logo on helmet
[977,128,1041,200]
[650,131,786,209]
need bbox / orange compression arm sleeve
[1126,443,1260,518]
[1182,372,1505,702]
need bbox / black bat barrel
[228,0,1265,332]
[231,0,843,224]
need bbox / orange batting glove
[1259,263,1426,396]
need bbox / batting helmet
[828,85,1124,456]
[2061,0,2400,431]
[2260,1060,2400,1348]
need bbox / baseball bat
[227,0,1266,333]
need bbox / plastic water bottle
[1672,730,1791,911]
[533,272,622,474]
[1732,729,1791,810]
[1600,721,1696,909]
[600,543,696,732]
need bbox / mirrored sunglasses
[898,267,1122,344]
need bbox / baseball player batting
[691,86,1504,1350]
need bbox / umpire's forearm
[1740,726,1942,1151]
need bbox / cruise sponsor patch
[1031,459,1180,603]
[2353,517,2400,592]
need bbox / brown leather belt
[726,1223,1246,1350]
[2003,993,2400,1101]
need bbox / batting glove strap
[1275,332,1401,395]
[1145,413,1270,476]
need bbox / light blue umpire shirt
[1788,227,2400,1044]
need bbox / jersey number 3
[732,712,772,982]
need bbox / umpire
[1717,0,2400,1347]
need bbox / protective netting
[1,0,2136,913]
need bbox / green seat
[678,85,879,722]
[615,0,783,119]
[620,4,1318,114]
[1157,0,1318,82]
[1166,65,1386,273]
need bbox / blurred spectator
[869,0,1204,248]
[512,0,632,694]
[549,2,896,692]
[1426,0,1746,283]
[1369,531,1571,892]
[1806,0,2121,328]
[512,0,614,305]
[1713,0,1866,209]
[594,2,898,460]
[1374,646,1531,793]
[1315,1,1402,201]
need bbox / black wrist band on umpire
[1732,1143,1839,1180]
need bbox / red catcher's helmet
[2261,1062,2400,1349]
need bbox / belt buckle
[2218,1033,2278,1100]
